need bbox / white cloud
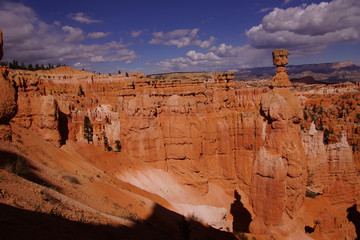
[149,28,216,49]
[73,61,92,70]
[157,44,268,72]
[246,0,360,56]
[0,2,136,66]
[200,36,216,49]
[131,30,143,38]
[68,12,102,24]
[186,50,221,61]
[87,31,111,39]
[153,0,360,73]
[62,26,85,43]
[259,7,273,13]
[283,0,293,5]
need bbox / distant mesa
[290,76,326,85]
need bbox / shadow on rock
[0,150,59,190]
[348,204,360,240]
[230,190,252,233]
[0,202,238,240]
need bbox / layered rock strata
[0,29,17,141]
[249,50,308,238]
[7,50,360,239]
[12,73,61,145]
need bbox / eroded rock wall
[0,29,17,141]
[8,68,360,239]
[249,87,309,238]
[32,73,266,193]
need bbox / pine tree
[28,64,34,71]
[83,116,93,143]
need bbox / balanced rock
[271,49,292,88]
[272,49,290,66]
[250,49,307,238]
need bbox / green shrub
[83,116,93,143]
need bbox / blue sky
[0,0,359,74]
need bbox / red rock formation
[302,125,359,239]
[0,29,17,141]
[11,73,61,146]
[7,52,360,239]
[250,80,308,237]
[271,49,291,88]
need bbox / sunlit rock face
[0,29,17,141]
[271,49,292,88]
[7,46,360,239]
[249,50,309,238]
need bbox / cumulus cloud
[149,28,216,49]
[0,2,136,66]
[131,30,143,38]
[157,44,268,72]
[68,12,102,24]
[62,26,85,43]
[246,0,360,56]
[155,0,360,72]
[87,31,111,39]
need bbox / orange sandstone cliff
[0,29,17,141]
[2,44,360,239]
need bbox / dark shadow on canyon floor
[0,202,238,240]
[230,190,252,233]
[347,204,360,240]
[0,150,59,190]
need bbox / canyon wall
[8,68,360,239]
[0,29,17,141]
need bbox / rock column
[271,49,291,88]
[0,29,18,141]
[249,49,308,238]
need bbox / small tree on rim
[83,116,93,143]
